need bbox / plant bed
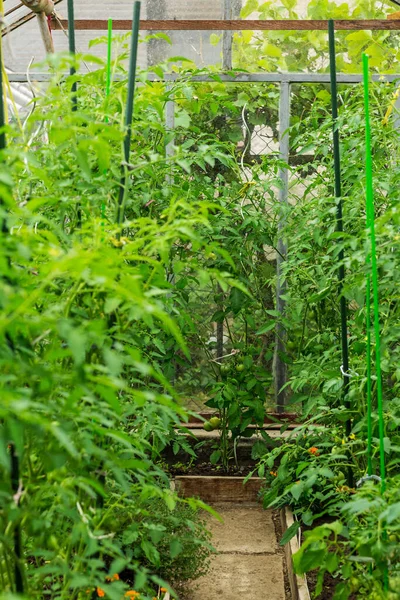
[182,412,300,428]
[164,438,258,477]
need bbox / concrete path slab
[205,503,277,553]
[188,554,285,600]
[183,503,285,600]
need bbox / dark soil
[306,571,356,600]
[301,519,357,600]
[167,460,256,477]
[163,439,258,477]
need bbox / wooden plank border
[174,476,264,503]
[280,507,311,600]
[49,19,400,32]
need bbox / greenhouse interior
[2,0,400,599]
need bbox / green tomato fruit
[286,341,296,351]
[48,535,59,550]
[389,534,398,542]
[209,417,221,430]
[220,364,230,374]
[337,471,346,481]
[236,363,245,372]
[203,422,213,432]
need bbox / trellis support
[275,80,291,413]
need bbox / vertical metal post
[394,89,400,131]
[328,21,351,433]
[146,0,167,66]
[222,0,233,70]
[275,81,291,413]
[165,88,175,159]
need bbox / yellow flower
[97,589,105,598]
[349,433,356,440]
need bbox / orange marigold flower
[97,588,105,598]
[106,573,120,582]
[125,592,140,598]
[269,471,278,477]
[160,588,168,593]
[308,447,319,456]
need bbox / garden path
[185,504,286,600]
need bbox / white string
[340,365,360,378]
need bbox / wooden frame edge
[280,507,311,600]
[49,19,400,32]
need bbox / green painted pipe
[328,21,352,482]
[0,47,5,151]
[67,0,77,111]
[116,1,141,225]
[362,53,386,492]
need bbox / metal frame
[6,72,400,83]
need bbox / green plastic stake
[102,18,113,227]
[362,53,386,494]
[366,275,373,476]
[67,0,77,111]
[0,46,5,152]
[116,1,141,226]
[105,18,113,124]
[328,21,352,486]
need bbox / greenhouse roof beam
[49,19,400,31]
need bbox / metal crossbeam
[7,72,400,83]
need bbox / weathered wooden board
[175,475,264,503]
[280,508,311,600]
[50,19,400,31]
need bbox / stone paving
[185,503,286,600]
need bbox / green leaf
[256,322,275,335]
[210,450,221,464]
[210,33,221,46]
[280,520,300,546]
[170,539,183,559]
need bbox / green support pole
[105,18,113,124]
[67,0,77,111]
[363,53,388,592]
[0,47,5,152]
[362,54,386,493]
[328,21,352,475]
[102,18,113,227]
[366,274,373,476]
[116,1,141,226]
